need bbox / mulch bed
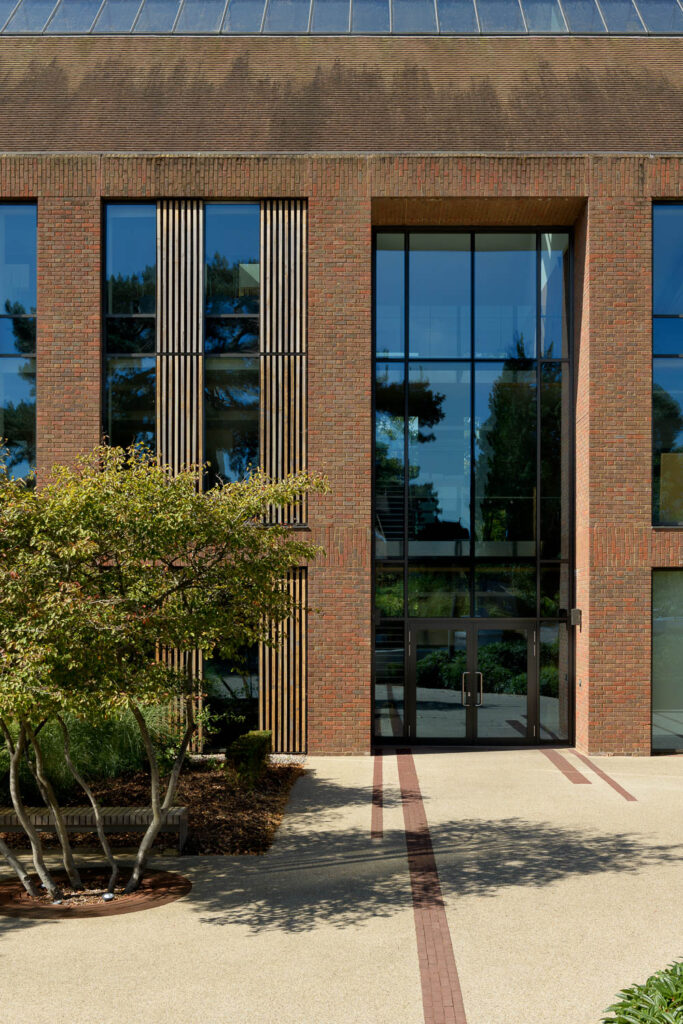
[0,869,191,918]
[0,761,305,856]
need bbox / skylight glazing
[1,0,681,32]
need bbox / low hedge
[603,962,683,1023]
[226,730,272,788]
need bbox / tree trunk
[124,699,195,894]
[56,715,119,893]
[0,722,59,900]
[24,721,82,891]
[0,836,40,898]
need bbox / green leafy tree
[0,445,326,899]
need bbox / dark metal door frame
[406,618,539,745]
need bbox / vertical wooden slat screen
[259,200,308,753]
[260,199,307,524]
[156,199,204,473]
[259,568,307,754]
[156,200,204,747]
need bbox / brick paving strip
[371,749,384,840]
[539,748,592,784]
[570,750,637,802]
[396,749,468,1024]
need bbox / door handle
[475,671,483,706]
[461,671,470,706]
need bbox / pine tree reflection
[0,300,36,476]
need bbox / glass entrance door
[409,621,536,742]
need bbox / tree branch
[124,703,162,894]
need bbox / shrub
[227,730,272,788]
[603,961,683,1023]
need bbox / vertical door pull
[475,671,483,706]
[461,671,470,706]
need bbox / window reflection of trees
[0,299,36,476]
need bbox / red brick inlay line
[571,750,637,802]
[371,749,383,840]
[540,748,591,784]
[396,749,468,1024]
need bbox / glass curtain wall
[0,203,36,479]
[103,204,157,450]
[653,204,683,526]
[652,570,683,751]
[374,229,571,741]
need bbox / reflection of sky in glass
[436,0,478,28]
[0,206,36,314]
[475,234,536,358]
[654,206,683,315]
[134,0,182,30]
[105,205,156,313]
[352,0,389,31]
[0,317,35,355]
[654,320,683,356]
[174,0,226,29]
[46,0,101,31]
[476,0,526,30]
[223,0,265,30]
[392,0,436,31]
[264,0,310,30]
[599,0,644,30]
[522,0,567,29]
[310,0,349,30]
[93,0,144,30]
[637,0,683,31]
[409,234,470,358]
[205,204,260,314]
[4,0,56,30]
[376,235,404,358]
[561,0,606,29]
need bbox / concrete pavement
[0,748,681,1024]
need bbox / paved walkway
[1,749,682,1024]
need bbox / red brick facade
[3,151,682,754]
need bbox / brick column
[36,196,101,481]
[575,194,652,754]
[306,195,372,754]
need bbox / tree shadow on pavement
[187,770,683,934]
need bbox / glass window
[46,0,101,30]
[375,360,405,559]
[351,0,389,31]
[4,0,57,30]
[653,319,683,356]
[204,204,261,488]
[652,571,683,752]
[436,0,479,30]
[202,646,259,752]
[653,361,683,526]
[561,0,606,29]
[539,622,569,741]
[376,233,404,358]
[204,357,259,486]
[310,0,349,29]
[474,562,536,617]
[522,0,567,29]
[134,0,182,31]
[92,0,144,30]
[475,0,526,30]
[408,564,470,617]
[653,205,683,316]
[375,563,404,617]
[263,0,311,30]
[104,204,156,451]
[408,362,471,557]
[474,233,536,358]
[474,363,537,557]
[374,623,405,738]
[637,0,683,31]
[223,0,266,30]
[540,232,569,358]
[540,362,569,559]
[0,204,36,480]
[599,0,645,28]
[409,233,470,359]
[206,203,260,314]
[392,0,436,31]
[173,0,226,29]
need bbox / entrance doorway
[408,620,535,742]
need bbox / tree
[0,445,326,899]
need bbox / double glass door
[407,620,537,742]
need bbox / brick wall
[3,152,682,754]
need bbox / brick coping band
[540,748,592,784]
[371,749,383,841]
[396,749,468,1024]
[0,869,192,919]
[571,750,637,801]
